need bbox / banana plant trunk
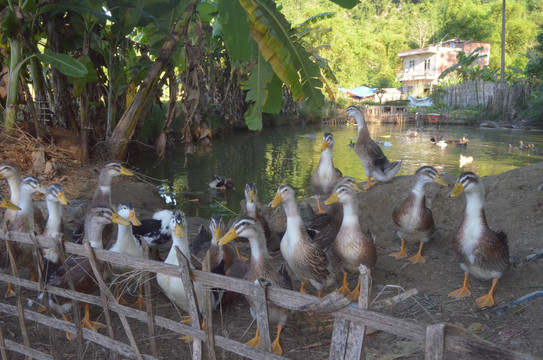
[106,1,198,160]
[4,38,22,134]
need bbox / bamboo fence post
[53,233,84,357]
[252,279,272,353]
[174,246,202,360]
[5,240,31,355]
[84,241,143,360]
[0,322,8,360]
[141,241,158,359]
[202,251,216,360]
[329,265,371,360]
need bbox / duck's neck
[247,228,269,262]
[355,113,368,137]
[92,172,114,205]
[410,181,428,206]
[6,173,21,205]
[165,235,191,266]
[17,186,35,223]
[341,199,359,225]
[319,148,334,167]
[92,186,111,206]
[85,221,106,249]
[246,201,258,218]
[44,200,63,236]
[464,190,485,218]
[116,224,134,247]
[282,198,302,225]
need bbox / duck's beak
[1,198,20,211]
[120,166,133,176]
[218,227,238,246]
[270,192,282,208]
[449,182,464,197]
[112,212,131,226]
[36,185,47,194]
[248,190,255,203]
[433,173,449,187]
[57,191,70,205]
[324,192,339,205]
[321,139,329,152]
[175,223,186,238]
[129,210,142,226]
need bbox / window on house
[408,60,415,70]
[424,59,431,72]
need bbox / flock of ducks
[0,106,512,354]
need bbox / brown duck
[325,184,376,300]
[448,172,510,308]
[391,166,448,264]
[345,106,402,190]
[271,185,338,297]
[219,217,292,355]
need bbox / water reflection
[135,124,543,221]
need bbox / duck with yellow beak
[448,172,510,308]
[218,217,292,355]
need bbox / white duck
[108,203,144,308]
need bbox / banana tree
[1,2,87,134]
[218,0,357,130]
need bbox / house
[396,39,491,95]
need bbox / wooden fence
[440,81,531,113]
[0,230,536,360]
[363,106,408,124]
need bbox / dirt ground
[1,133,542,359]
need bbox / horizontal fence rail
[0,230,535,360]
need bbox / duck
[448,172,510,308]
[241,182,281,253]
[0,164,45,229]
[406,129,419,138]
[446,136,468,147]
[270,185,338,297]
[2,176,47,297]
[310,132,342,214]
[430,136,447,148]
[191,215,241,306]
[71,161,133,244]
[459,155,473,168]
[345,106,402,190]
[218,217,292,355]
[108,203,145,308]
[91,161,134,207]
[307,176,363,250]
[390,166,448,264]
[190,215,234,273]
[132,209,173,259]
[156,210,209,324]
[44,205,131,339]
[206,175,234,190]
[324,184,376,300]
[41,184,70,275]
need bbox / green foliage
[242,55,276,130]
[240,0,324,108]
[37,51,88,78]
[218,0,252,61]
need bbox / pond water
[134,122,543,222]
